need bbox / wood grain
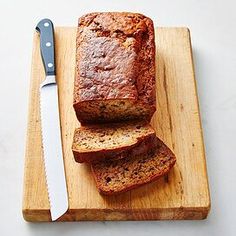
[22,27,210,221]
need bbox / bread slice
[91,137,176,195]
[72,122,156,163]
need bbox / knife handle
[36,19,56,76]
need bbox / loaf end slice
[72,122,156,163]
[91,137,176,195]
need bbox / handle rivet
[48,63,53,68]
[46,42,51,47]
[44,22,49,27]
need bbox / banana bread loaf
[73,12,156,124]
[72,122,157,163]
[91,137,176,195]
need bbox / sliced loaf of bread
[91,137,176,195]
[72,122,156,163]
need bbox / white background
[0,0,235,235]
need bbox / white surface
[0,0,235,235]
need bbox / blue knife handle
[36,19,56,76]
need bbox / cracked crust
[73,12,156,124]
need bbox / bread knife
[36,19,68,221]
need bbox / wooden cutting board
[22,27,210,221]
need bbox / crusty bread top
[91,137,176,195]
[74,12,155,105]
[72,122,155,153]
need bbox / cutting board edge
[22,204,210,222]
[187,29,211,208]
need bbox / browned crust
[73,133,157,163]
[91,137,176,195]
[73,12,156,124]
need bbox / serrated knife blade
[36,19,68,221]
